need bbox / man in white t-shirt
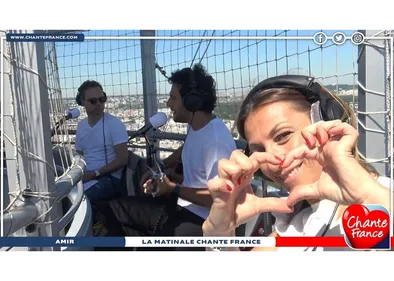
[75,80,129,203]
[97,64,237,250]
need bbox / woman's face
[244,100,322,191]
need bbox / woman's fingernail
[316,135,322,145]
[279,159,285,168]
[305,139,312,147]
[275,156,282,162]
[237,177,241,185]
[243,173,250,179]
[226,185,232,191]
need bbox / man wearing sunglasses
[75,80,129,203]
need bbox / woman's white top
[271,176,391,251]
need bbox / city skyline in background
[53,29,360,99]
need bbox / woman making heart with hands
[202,75,391,251]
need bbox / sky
[50,29,360,99]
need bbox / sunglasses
[85,96,107,105]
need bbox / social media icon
[351,32,365,45]
[313,32,327,45]
[332,32,346,45]
[342,204,391,250]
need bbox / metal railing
[1,152,86,237]
[1,31,93,248]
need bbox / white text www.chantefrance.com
[8,35,79,40]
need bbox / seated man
[75,80,129,203]
[95,64,237,250]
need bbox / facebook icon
[313,32,327,45]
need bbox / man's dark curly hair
[77,80,104,100]
[168,63,217,113]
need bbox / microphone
[65,108,80,120]
[51,108,80,137]
[129,112,167,141]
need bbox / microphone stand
[129,128,161,170]
[144,134,154,168]
[51,117,66,137]
[144,129,160,169]
[128,130,153,167]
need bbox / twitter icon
[332,32,347,45]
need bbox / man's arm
[176,186,212,207]
[169,141,235,208]
[97,142,128,176]
[97,118,129,177]
[75,123,83,155]
[140,143,184,189]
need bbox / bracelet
[172,183,181,195]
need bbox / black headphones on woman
[245,74,348,123]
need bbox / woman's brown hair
[236,85,379,177]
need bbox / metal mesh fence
[50,30,391,174]
[54,30,147,155]
[46,41,76,178]
[0,33,79,213]
[153,30,360,158]
[1,33,89,240]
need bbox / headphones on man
[75,89,107,106]
[182,68,207,113]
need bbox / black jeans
[93,194,205,251]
